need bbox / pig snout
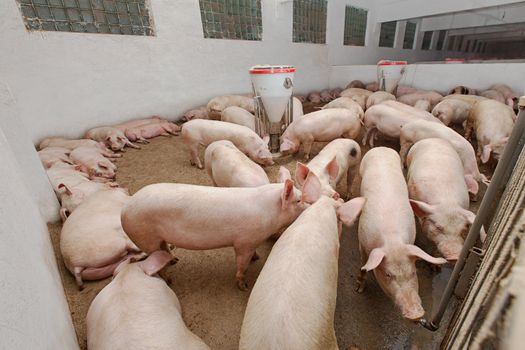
[437,239,463,262]
[397,291,425,321]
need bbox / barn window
[17,0,155,35]
[343,5,367,46]
[436,30,446,50]
[421,31,433,50]
[378,21,396,47]
[403,21,416,49]
[293,0,327,44]
[447,35,456,50]
[199,0,262,41]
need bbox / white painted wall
[329,62,525,94]
[0,0,445,143]
[0,133,78,349]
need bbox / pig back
[87,264,210,350]
[359,148,416,245]
[239,197,339,350]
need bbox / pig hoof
[237,280,249,291]
[355,281,365,293]
[170,257,179,265]
[251,251,260,262]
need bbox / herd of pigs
[36,79,518,349]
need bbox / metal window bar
[17,0,154,35]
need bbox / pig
[322,97,364,120]
[365,81,379,92]
[239,195,365,350]
[448,86,477,95]
[38,137,113,154]
[365,91,396,109]
[46,162,91,193]
[407,138,476,261]
[489,84,518,109]
[443,94,487,105]
[60,188,143,288]
[221,106,256,131]
[204,140,269,187]
[125,121,180,143]
[86,251,209,350]
[362,103,441,147]
[397,91,443,110]
[480,89,507,104]
[380,100,438,120]
[295,95,307,103]
[181,119,273,169]
[431,98,473,126]
[464,99,515,163]
[120,174,322,290]
[330,88,343,99]
[308,92,322,103]
[292,96,304,120]
[320,89,333,103]
[57,181,119,221]
[207,95,255,120]
[294,138,361,199]
[38,147,71,169]
[357,147,447,320]
[182,106,209,122]
[85,126,139,151]
[399,119,488,196]
[70,146,117,179]
[280,108,362,160]
[339,88,373,110]
[113,116,163,132]
[346,80,366,89]
[414,99,431,111]
[395,85,418,97]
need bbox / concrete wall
[329,62,525,94]
[0,131,78,349]
[0,0,444,143]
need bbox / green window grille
[343,5,367,46]
[199,0,262,40]
[379,21,396,48]
[436,30,446,50]
[17,0,154,35]
[421,31,433,50]
[293,0,327,44]
[403,21,416,49]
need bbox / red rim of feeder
[249,66,296,74]
[446,58,465,62]
[377,60,408,66]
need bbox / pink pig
[86,251,210,350]
[38,147,72,169]
[113,116,163,132]
[182,106,209,122]
[70,146,117,179]
[320,89,333,103]
[57,181,119,221]
[357,147,447,320]
[60,188,143,289]
[280,108,362,160]
[85,126,139,151]
[121,174,322,290]
[181,119,273,169]
[204,140,269,187]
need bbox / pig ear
[262,135,270,145]
[281,179,295,209]
[58,183,72,195]
[409,199,434,218]
[295,162,310,186]
[301,172,321,204]
[337,197,366,227]
[506,98,514,108]
[406,244,447,265]
[277,166,292,183]
[325,156,339,181]
[464,174,479,195]
[361,248,385,272]
[463,209,476,225]
[139,250,174,276]
[481,145,492,163]
[106,136,111,142]
[98,162,108,169]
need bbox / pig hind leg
[356,245,368,293]
[188,143,203,169]
[234,246,257,291]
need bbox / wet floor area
[48,102,487,349]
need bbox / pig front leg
[302,136,315,161]
[188,143,203,169]
[356,245,368,293]
[464,120,474,141]
[346,166,357,200]
[234,246,257,291]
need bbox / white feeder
[250,65,295,154]
[377,60,407,94]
